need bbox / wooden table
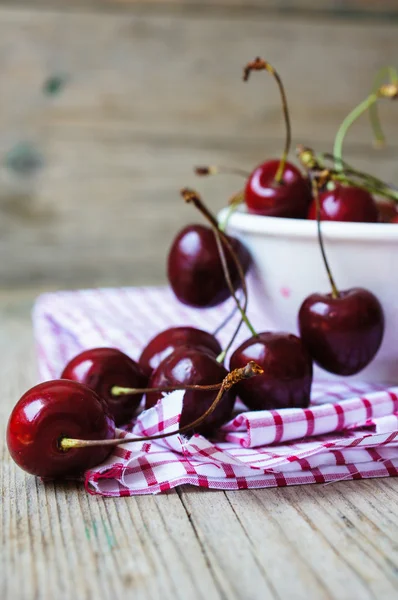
[1,2,398,599]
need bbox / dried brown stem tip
[243,57,291,184]
[195,166,250,178]
[243,57,271,81]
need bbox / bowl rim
[218,207,398,241]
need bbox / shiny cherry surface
[145,347,236,435]
[229,332,313,411]
[7,380,115,479]
[139,327,222,376]
[298,288,384,375]
[167,224,251,308]
[245,159,312,218]
[308,185,378,222]
[61,348,148,426]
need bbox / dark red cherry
[145,347,236,435]
[376,199,397,223]
[229,332,312,411]
[167,224,251,308]
[61,348,148,426]
[298,288,384,375]
[308,185,378,223]
[245,159,312,218]
[139,327,222,376]
[7,380,115,479]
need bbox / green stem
[369,66,398,147]
[218,190,244,233]
[334,93,378,171]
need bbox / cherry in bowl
[245,159,312,219]
[307,184,378,223]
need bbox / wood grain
[2,0,398,19]
[0,6,397,289]
[1,289,398,600]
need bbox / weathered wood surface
[0,5,397,289]
[1,289,398,600]
[3,0,398,18]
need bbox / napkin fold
[33,286,398,496]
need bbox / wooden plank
[1,0,398,19]
[224,485,398,599]
[0,6,397,290]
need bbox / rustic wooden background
[0,0,397,292]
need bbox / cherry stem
[59,361,264,450]
[180,188,258,344]
[243,57,291,184]
[369,66,398,148]
[297,145,398,203]
[195,165,250,178]
[334,83,398,171]
[212,227,248,362]
[112,382,222,396]
[218,190,245,233]
[212,299,240,337]
[312,177,339,299]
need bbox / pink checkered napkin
[33,286,398,496]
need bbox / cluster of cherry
[7,58,394,483]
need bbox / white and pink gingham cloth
[33,286,398,496]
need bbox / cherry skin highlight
[139,327,222,376]
[61,348,148,426]
[245,159,312,218]
[167,224,251,308]
[229,332,313,411]
[7,380,115,479]
[145,347,236,435]
[308,185,378,223]
[298,288,384,376]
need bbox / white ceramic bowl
[219,207,398,384]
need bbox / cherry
[298,172,384,376]
[7,380,115,479]
[229,332,312,411]
[167,224,251,308]
[61,348,148,426]
[245,159,312,218]
[145,347,236,435]
[242,59,312,219]
[139,326,222,376]
[376,199,397,223]
[307,185,378,223]
[299,289,384,375]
